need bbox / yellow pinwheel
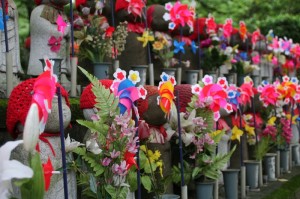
[231,125,244,142]
[267,116,276,126]
[286,114,298,124]
[137,30,154,47]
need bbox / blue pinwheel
[191,41,198,54]
[0,9,9,31]
[173,40,186,54]
[239,52,248,61]
[228,90,241,108]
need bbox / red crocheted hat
[136,85,158,119]
[34,0,42,5]
[80,79,113,109]
[6,78,70,139]
[174,84,192,113]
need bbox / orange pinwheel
[158,72,176,115]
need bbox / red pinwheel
[42,157,54,191]
[124,151,138,170]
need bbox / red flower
[42,157,54,191]
[105,26,115,38]
[48,36,62,53]
[124,150,138,170]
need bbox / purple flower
[126,137,139,153]
[102,157,112,166]
[112,161,128,176]
[110,149,120,159]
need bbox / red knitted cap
[147,5,155,29]
[80,79,113,109]
[174,84,192,113]
[6,78,70,139]
[136,85,158,119]
[190,18,207,41]
[34,0,42,5]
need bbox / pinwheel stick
[176,90,188,199]
[134,108,141,199]
[57,87,69,199]
[69,0,74,57]
[238,105,244,166]
[196,16,201,70]
[251,98,258,145]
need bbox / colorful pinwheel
[163,1,194,31]
[173,40,186,54]
[191,75,233,121]
[239,21,247,42]
[238,76,255,106]
[137,30,154,47]
[110,68,147,116]
[191,41,198,54]
[257,80,279,107]
[206,14,217,34]
[223,18,233,39]
[157,72,176,116]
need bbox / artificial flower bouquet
[73,67,147,199]
[169,75,236,183]
[74,7,128,63]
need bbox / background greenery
[13,0,300,71]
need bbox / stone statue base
[0,72,20,98]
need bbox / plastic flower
[206,14,217,34]
[231,125,244,142]
[267,117,276,126]
[152,41,164,50]
[245,124,255,136]
[56,15,67,34]
[65,134,84,152]
[0,140,33,199]
[105,26,115,38]
[137,30,154,47]
[48,36,62,53]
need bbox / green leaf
[89,174,97,194]
[20,153,45,199]
[128,170,138,192]
[141,175,152,192]
[105,185,117,199]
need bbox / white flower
[0,141,33,199]
[23,103,41,152]
[65,134,84,153]
[128,70,140,84]
[86,139,102,155]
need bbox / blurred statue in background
[0,0,22,98]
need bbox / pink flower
[206,15,217,34]
[112,161,128,176]
[126,137,139,153]
[102,157,112,166]
[223,18,233,39]
[110,149,120,158]
[48,36,62,53]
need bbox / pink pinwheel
[280,38,292,54]
[127,0,144,17]
[163,2,194,31]
[206,15,217,34]
[223,18,233,39]
[111,68,147,116]
[257,83,279,107]
[251,29,261,48]
[268,37,280,52]
[56,15,67,34]
[252,54,260,64]
[238,78,255,106]
[283,59,295,71]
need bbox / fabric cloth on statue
[79,79,113,109]
[6,78,69,138]
[174,84,193,113]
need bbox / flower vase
[222,169,239,199]
[291,124,299,145]
[291,144,300,166]
[39,58,62,81]
[280,149,290,174]
[162,68,177,77]
[153,194,180,199]
[224,73,237,85]
[244,160,260,190]
[195,180,214,199]
[237,74,245,86]
[185,70,199,84]
[263,153,277,181]
[93,62,111,80]
[131,65,148,86]
[217,131,232,183]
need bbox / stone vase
[39,58,63,81]
[131,65,148,86]
[195,180,214,199]
[280,149,290,173]
[291,144,300,166]
[153,194,180,199]
[222,169,239,199]
[291,124,299,145]
[263,153,277,181]
[162,68,177,77]
[93,62,111,80]
[185,70,199,84]
[224,73,237,85]
[244,160,260,190]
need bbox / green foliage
[18,153,45,199]
[255,137,272,161]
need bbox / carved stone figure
[6,78,76,199]
[0,0,22,97]
[28,0,71,89]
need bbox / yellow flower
[267,53,273,62]
[137,30,154,47]
[245,124,255,136]
[286,114,298,124]
[152,41,164,50]
[267,117,276,126]
[211,130,222,138]
[156,160,163,177]
[140,145,146,152]
[152,150,161,161]
[231,125,244,142]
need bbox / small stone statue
[0,0,22,97]
[6,78,76,199]
[28,0,71,89]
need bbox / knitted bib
[79,79,113,109]
[6,78,69,138]
[174,84,193,113]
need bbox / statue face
[49,0,69,6]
